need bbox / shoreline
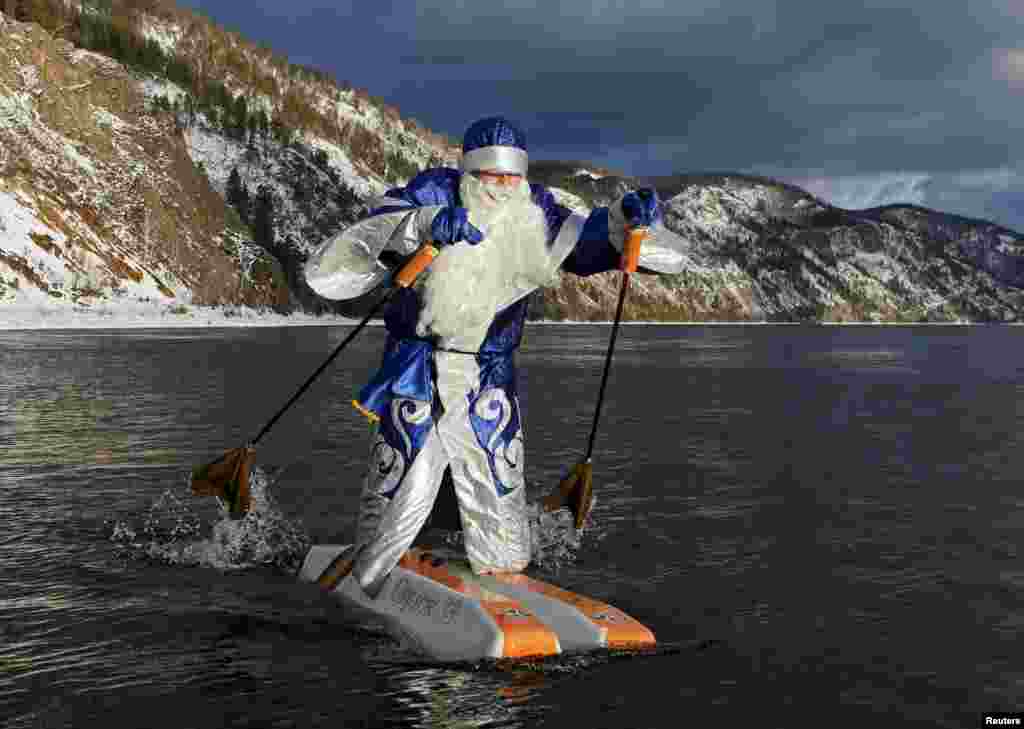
[529,320,1000,326]
[0,302,1013,330]
[0,302,364,330]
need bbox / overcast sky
[177,0,1024,232]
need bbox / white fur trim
[417,176,551,349]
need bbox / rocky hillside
[0,1,457,317]
[3,5,1024,324]
[529,165,1024,322]
[0,10,290,312]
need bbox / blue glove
[430,207,484,246]
[621,188,660,228]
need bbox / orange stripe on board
[403,549,560,658]
[399,550,465,591]
[492,573,656,649]
[486,605,560,658]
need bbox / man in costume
[305,116,681,598]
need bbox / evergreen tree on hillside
[166,56,193,88]
[226,168,250,224]
[12,0,31,22]
[272,119,293,147]
[256,110,270,144]
[139,37,165,73]
[229,94,248,141]
[252,185,275,250]
[77,0,112,51]
[185,94,197,129]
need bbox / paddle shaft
[583,270,631,461]
[248,242,440,448]
[582,227,646,461]
[249,292,391,447]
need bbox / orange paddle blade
[191,446,255,515]
[542,461,594,530]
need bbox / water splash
[109,466,310,572]
[528,496,595,573]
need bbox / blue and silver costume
[304,117,683,596]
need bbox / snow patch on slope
[665,185,762,247]
[301,134,389,199]
[137,76,190,106]
[0,298,364,330]
[139,22,182,57]
[0,189,169,307]
[0,84,36,132]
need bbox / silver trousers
[351,351,530,597]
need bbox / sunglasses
[472,170,523,185]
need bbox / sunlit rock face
[0,12,294,312]
[530,164,1024,323]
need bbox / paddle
[190,243,441,515]
[542,226,648,529]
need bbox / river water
[2,324,1021,728]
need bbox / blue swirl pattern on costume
[468,385,523,497]
[375,396,433,499]
[353,168,623,497]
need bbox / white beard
[416,174,557,350]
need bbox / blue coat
[353,168,623,495]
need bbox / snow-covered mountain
[530,166,1024,322]
[3,5,1024,324]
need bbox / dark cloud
[176,0,1024,230]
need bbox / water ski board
[298,545,656,662]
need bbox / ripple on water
[833,563,948,604]
[999,571,1024,590]
[693,535,775,577]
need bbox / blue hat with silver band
[461,116,528,176]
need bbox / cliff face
[0,12,289,312]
